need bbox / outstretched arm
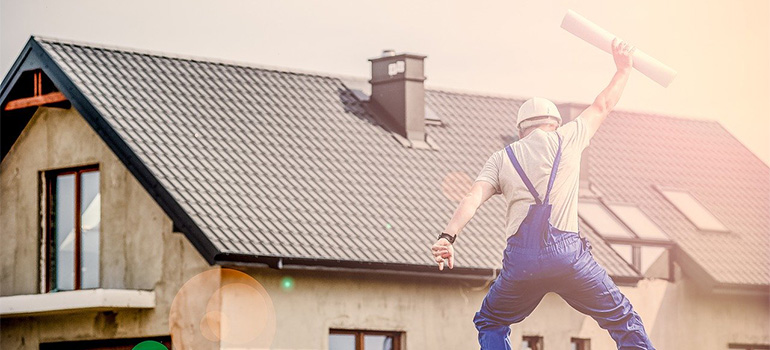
[579,38,636,136]
[442,181,498,237]
[431,180,498,270]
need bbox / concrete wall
[0,107,212,349]
[227,264,768,350]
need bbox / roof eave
[674,246,769,294]
[213,252,644,285]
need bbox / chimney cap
[368,51,427,62]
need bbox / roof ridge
[30,36,737,131]
[424,87,730,125]
[426,86,530,102]
[32,35,346,82]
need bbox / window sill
[0,288,155,318]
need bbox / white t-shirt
[474,116,594,237]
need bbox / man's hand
[431,238,454,271]
[612,37,635,72]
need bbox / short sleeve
[474,151,503,194]
[557,116,593,152]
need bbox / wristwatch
[438,232,456,244]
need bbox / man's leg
[473,275,546,350]
[555,252,655,350]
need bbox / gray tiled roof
[26,37,770,285]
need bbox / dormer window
[579,199,674,279]
[44,166,100,292]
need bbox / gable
[0,105,212,295]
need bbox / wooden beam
[4,92,67,111]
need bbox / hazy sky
[2,0,769,164]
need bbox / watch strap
[438,232,456,244]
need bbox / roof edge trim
[213,252,644,285]
[3,36,222,264]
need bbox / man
[431,38,656,350]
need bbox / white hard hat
[516,97,562,130]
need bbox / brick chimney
[368,50,430,149]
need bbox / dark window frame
[44,164,100,292]
[39,335,171,349]
[522,335,544,350]
[729,344,770,350]
[571,337,591,350]
[329,328,403,350]
[578,198,676,280]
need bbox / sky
[2,0,769,165]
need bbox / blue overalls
[473,134,656,350]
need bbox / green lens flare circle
[132,341,168,350]
[280,276,295,291]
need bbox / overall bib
[473,134,656,350]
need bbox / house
[1,36,768,350]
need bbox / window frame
[605,202,672,242]
[571,337,591,350]
[329,329,402,350]
[655,185,729,233]
[578,199,675,279]
[39,335,171,349]
[522,335,544,350]
[44,164,100,293]
[729,344,770,350]
[577,198,635,240]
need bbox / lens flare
[281,276,295,291]
[441,171,472,202]
[169,268,276,350]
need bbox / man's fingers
[448,254,454,269]
[432,245,449,252]
[438,260,444,271]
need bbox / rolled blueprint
[561,10,677,87]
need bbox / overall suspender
[504,133,563,205]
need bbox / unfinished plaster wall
[230,263,767,350]
[0,107,213,349]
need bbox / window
[45,166,100,292]
[329,329,402,350]
[40,336,171,349]
[729,344,770,350]
[659,189,728,232]
[578,202,634,238]
[579,200,673,279]
[522,336,543,350]
[610,244,634,265]
[607,204,671,241]
[639,246,667,273]
[571,337,590,350]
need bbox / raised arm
[579,38,636,136]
